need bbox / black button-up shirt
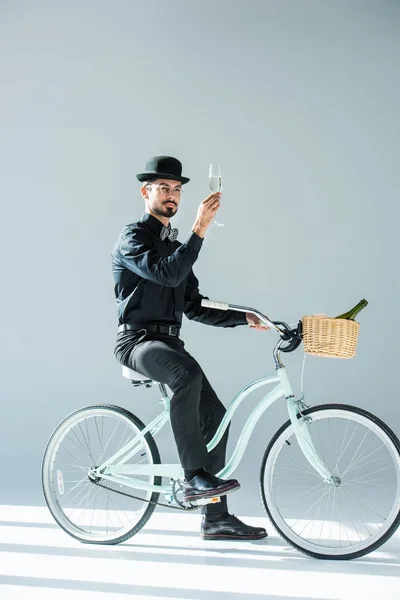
[111,212,247,330]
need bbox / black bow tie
[160,226,179,242]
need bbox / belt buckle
[168,325,176,336]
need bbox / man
[112,156,268,540]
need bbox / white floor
[1,505,399,600]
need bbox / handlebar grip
[201,299,229,311]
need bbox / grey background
[1,0,399,517]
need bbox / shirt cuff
[235,311,249,326]
[185,231,204,253]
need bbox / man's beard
[154,202,177,218]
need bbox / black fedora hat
[136,156,190,184]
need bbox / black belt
[118,323,180,337]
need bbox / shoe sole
[183,482,240,503]
[201,531,268,541]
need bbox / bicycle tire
[42,403,161,545]
[260,403,400,560]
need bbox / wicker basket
[302,315,360,359]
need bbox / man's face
[143,179,183,219]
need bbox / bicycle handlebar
[201,299,287,337]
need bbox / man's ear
[141,184,149,200]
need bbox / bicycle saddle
[122,366,152,383]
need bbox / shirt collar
[141,212,169,237]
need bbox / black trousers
[124,331,230,515]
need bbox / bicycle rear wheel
[260,404,400,559]
[42,404,161,544]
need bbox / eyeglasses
[148,183,184,195]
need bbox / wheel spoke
[345,464,395,484]
[340,427,370,476]
[55,445,84,468]
[345,452,388,475]
[94,417,104,457]
[67,429,93,456]
[65,480,92,512]
[334,418,351,471]
[337,422,360,471]
[339,485,385,521]
[57,474,89,499]
[344,435,380,470]
[96,420,120,465]
[276,454,319,478]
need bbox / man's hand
[246,312,270,330]
[192,192,222,238]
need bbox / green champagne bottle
[335,299,368,320]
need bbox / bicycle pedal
[192,496,221,506]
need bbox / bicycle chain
[92,478,200,512]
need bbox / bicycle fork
[280,368,339,486]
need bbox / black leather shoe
[201,513,268,540]
[181,471,240,503]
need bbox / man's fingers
[205,193,222,202]
[250,322,270,330]
[206,199,220,213]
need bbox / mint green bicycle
[42,300,400,560]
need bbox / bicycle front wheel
[42,404,161,544]
[260,404,400,560]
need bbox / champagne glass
[208,164,224,227]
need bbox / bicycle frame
[94,365,335,496]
